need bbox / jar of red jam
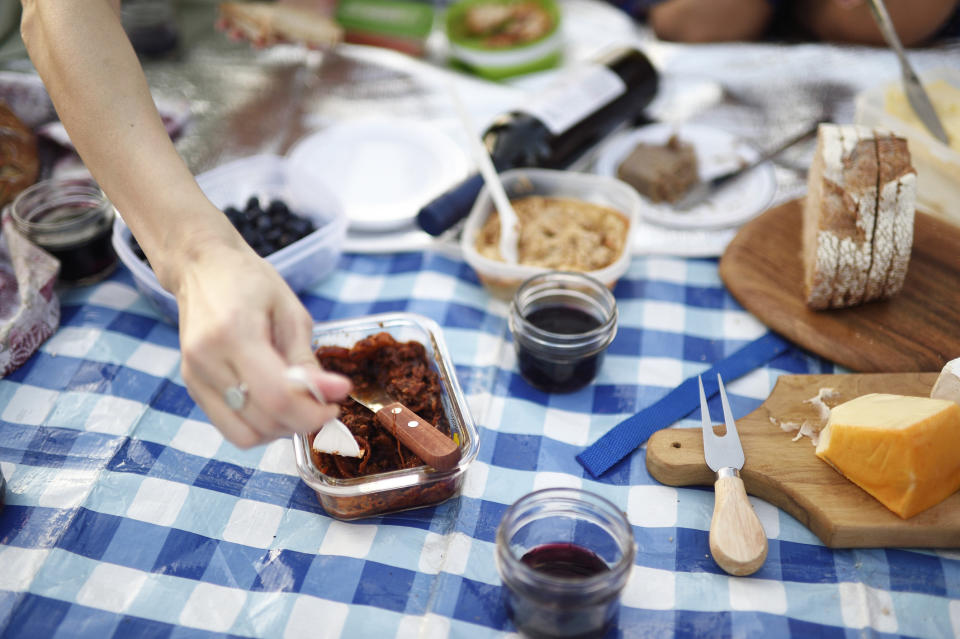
[10,178,118,285]
[509,271,618,393]
[496,488,635,638]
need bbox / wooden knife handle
[375,402,462,471]
[709,473,768,576]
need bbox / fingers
[181,329,346,449]
[184,359,345,449]
[173,247,351,449]
[272,307,352,404]
[186,381,273,449]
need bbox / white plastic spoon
[285,366,362,458]
[448,85,519,264]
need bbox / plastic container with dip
[11,178,118,285]
[509,271,618,393]
[461,168,640,300]
[496,488,635,638]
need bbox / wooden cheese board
[718,200,960,373]
[646,372,960,548]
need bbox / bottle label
[522,65,626,136]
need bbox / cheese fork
[699,374,768,576]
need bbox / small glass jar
[121,0,180,57]
[496,488,635,639]
[509,271,618,393]
[10,178,118,285]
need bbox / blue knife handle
[416,172,485,236]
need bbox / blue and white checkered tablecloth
[1,251,958,639]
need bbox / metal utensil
[866,0,950,145]
[350,385,462,471]
[285,367,363,458]
[699,374,768,576]
[674,122,821,211]
[449,84,519,264]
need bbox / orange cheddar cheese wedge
[815,393,960,519]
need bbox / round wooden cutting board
[718,199,960,373]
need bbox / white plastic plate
[286,117,469,232]
[593,122,777,230]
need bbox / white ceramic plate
[593,123,777,230]
[286,117,469,232]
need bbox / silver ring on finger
[224,382,248,411]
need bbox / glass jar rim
[10,178,112,234]
[495,487,635,594]
[510,270,618,354]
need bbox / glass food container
[292,312,480,520]
[10,178,118,285]
[496,488,635,638]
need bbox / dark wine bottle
[417,46,658,236]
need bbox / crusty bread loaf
[802,124,916,310]
[875,133,915,299]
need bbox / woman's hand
[171,238,352,448]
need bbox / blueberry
[265,224,283,241]
[267,199,289,217]
[220,196,323,256]
[290,217,314,237]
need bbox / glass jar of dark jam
[11,178,118,286]
[496,488,635,639]
[509,271,618,393]
[121,0,180,58]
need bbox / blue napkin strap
[576,332,792,478]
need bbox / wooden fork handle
[709,471,769,576]
[375,402,462,471]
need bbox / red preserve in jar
[11,178,118,285]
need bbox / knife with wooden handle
[699,375,768,576]
[350,386,462,471]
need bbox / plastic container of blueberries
[460,168,641,299]
[112,154,348,323]
[292,312,480,521]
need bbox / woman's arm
[797,0,960,47]
[20,0,351,447]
